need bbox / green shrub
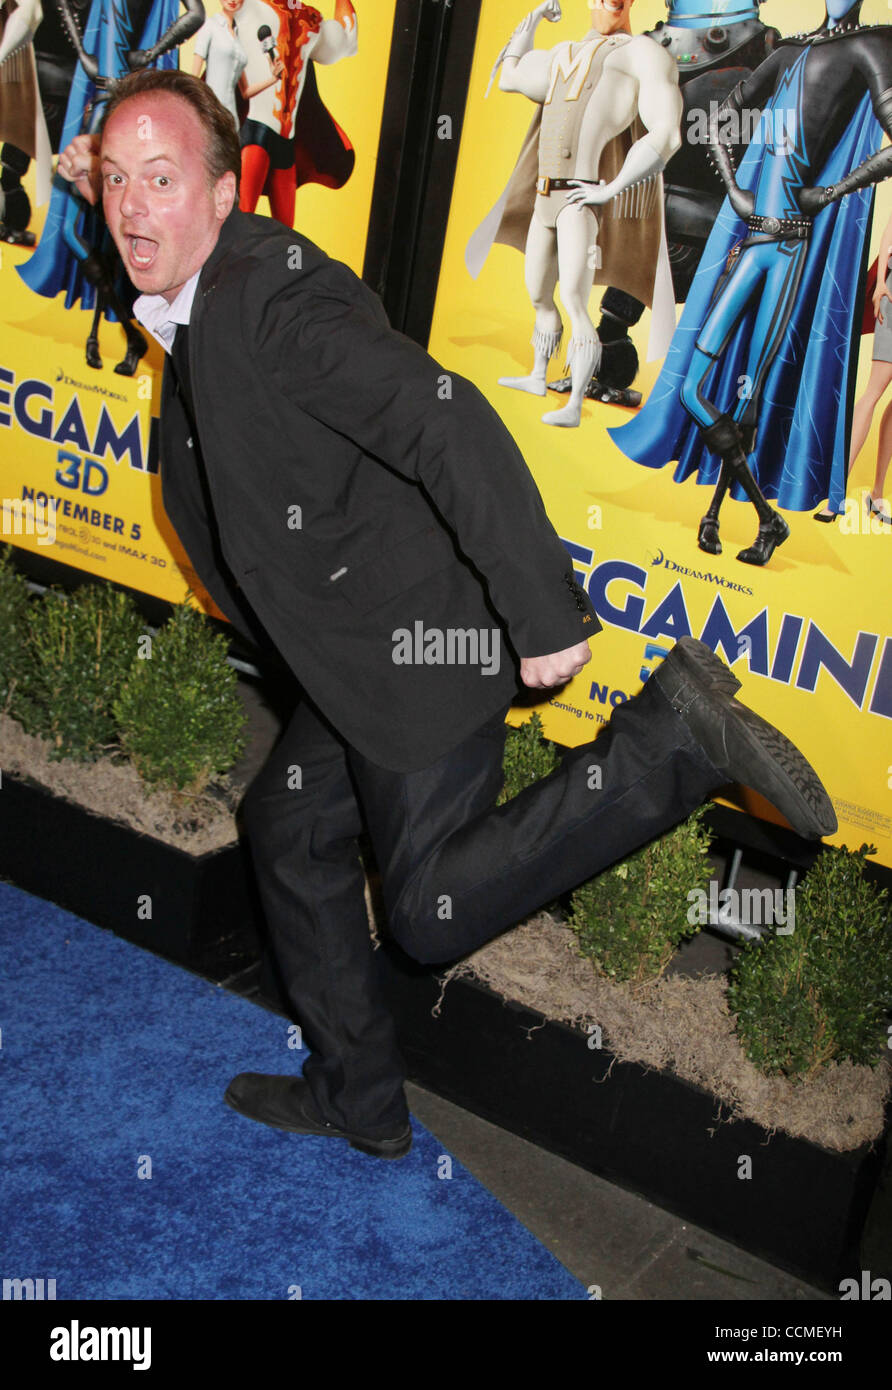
[728,845,892,1080]
[568,807,714,983]
[498,712,559,804]
[113,601,247,792]
[16,582,144,760]
[0,544,32,713]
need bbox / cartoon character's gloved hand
[797,185,833,215]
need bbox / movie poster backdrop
[0,0,397,619]
[425,0,892,866]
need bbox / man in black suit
[61,68,835,1160]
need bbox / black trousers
[240,672,722,1136]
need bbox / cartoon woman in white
[191,0,282,128]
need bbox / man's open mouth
[127,236,158,268]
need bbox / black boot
[738,420,758,456]
[698,515,722,555]
[696,416,742,555]
[737,512,790,566]
[595,287,644,390]
[699,414,789,567]
[115,326,148,377]
[0,143,35,246]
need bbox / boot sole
[661,637,742,698]
[224,1081,413,1159]
[656,641,836,839]
[349,1134,413,1160]
[704,693,837,839]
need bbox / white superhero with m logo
[470,0,682,428]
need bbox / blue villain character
[610,0,892,567]
[19,0,203,374]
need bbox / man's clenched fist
[57,133,102,206]
[520,639,592,689]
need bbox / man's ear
[215,170,237,220]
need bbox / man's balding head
[99,68,242,190]
[99,78,239,303]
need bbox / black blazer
[158,210,600,771]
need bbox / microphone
[257,25,278,68]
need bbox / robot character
[647,1,779,299]
[468,0,683,430]
[611,1,892,566]
[18,0,204,375]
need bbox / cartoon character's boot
[698,413,789,566]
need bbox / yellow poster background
[0,0,397,618]
[426,0,892,865]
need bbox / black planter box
[377,944,891,1294]
[0,773,261,981]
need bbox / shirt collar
[133,268,202,355]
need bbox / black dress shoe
[737,512,790,565]
[654,639,836,839]
[224,1073,413,1159]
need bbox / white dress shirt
[133,268,201,355]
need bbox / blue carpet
[0,882,585,1300]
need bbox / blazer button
[186,437,193,449]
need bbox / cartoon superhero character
[534,1,782,404]
[236,0,356,227]
[611,1,892,566]
[468,0,682,430]
[18,0,203,374]
[191,0,283,130]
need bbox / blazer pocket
[330,524,459,615]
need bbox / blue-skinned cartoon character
[611,0,892,566]
[18,0,204,374]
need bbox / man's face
[101,92,236,303]
[588,0,635,35]
[825,0,854,20]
